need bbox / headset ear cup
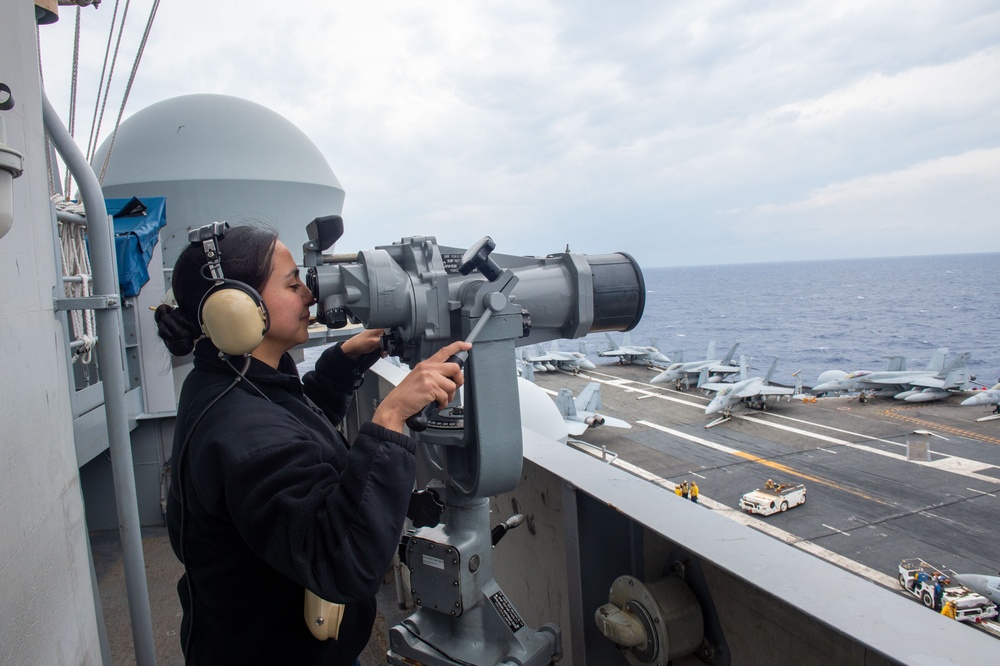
[198,281,269,356]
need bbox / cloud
[36,0,1000,267]
[723,147,1000,260]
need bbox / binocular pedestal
[388,332,561,665]
[387,494,560,665]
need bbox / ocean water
[576,252,1000,389]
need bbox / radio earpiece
[190,222,269,356]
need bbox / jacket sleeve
[302,342,381,427]
[222,419,417,603]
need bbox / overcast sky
[38,1,1000,268]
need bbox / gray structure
[93,93,346,271]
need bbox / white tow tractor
[898,559,998,623]
[738,481,806,516]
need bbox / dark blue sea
[576,253,1000,389]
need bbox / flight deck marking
[749,412,1000,485]
[578,372,710,409]
[967,487,998,497]
[637,420,886,504]
[567,440,898,590]
[821,524,851,536]
[878,407,1000,446]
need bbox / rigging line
[99,0,162,185]
[87,0,132,166]
[36,24,60,195]
[84,0,124,166]
[63,7,83,196]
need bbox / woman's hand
[340,328,386,360]
[373,340,472,433]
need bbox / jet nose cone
[580,359,596,370]
[961,394,983,406]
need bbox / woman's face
[256,240,314,362]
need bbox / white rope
[53,195,98,363]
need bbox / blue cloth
[106,196,167,297]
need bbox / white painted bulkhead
[0,2,103,663]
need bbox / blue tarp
[106,196,167,297]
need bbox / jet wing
[865,374,922,386]
[524,352,559,363]
[907,378,946,389]
[699,382,732,392]
[743,386,795,397]
[565,421,591,437]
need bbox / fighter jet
[650,341,740,389]
[518,342,596,374]
[952,573,1000,605]
[961,382,1000,421]
[812,348,974,402]
[962,382,1000,408]
[701,356,800,425]
[598,332,670,366]
[871,351,972,402]
[554,382,631,437]
[813,355,909,394]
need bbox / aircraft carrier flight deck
[527,362,1000,593]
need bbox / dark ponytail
[155,225,278,356]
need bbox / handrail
[42,90,156,666]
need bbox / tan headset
[190,222,270,356]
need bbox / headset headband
[189,221,229,284]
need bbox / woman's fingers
[372,340,472,432]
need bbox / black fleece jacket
[166,340,415,664]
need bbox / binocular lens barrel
[588,252,645,333]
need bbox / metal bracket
[54,295,120,311]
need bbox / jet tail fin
[738,355,749,382]
[705,341,716,361]
[925,348,948,372]
[886,355,907,372]
[576,383,602,412]
[763,358,779,384]
[555,388,577,418]
[697,367,709,388]
[721,342,739,364]
[941,352,972,387]
[519,361,535,383]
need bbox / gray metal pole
[42,91,157,666]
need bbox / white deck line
[734,414,1000,485]
[567,440,899,589]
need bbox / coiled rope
[53,195,98,363]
